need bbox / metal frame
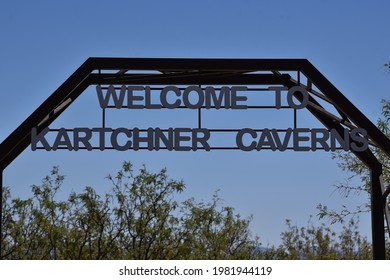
[1,58,389,259]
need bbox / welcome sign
[31,84,368,152]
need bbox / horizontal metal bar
[98,86,275,91]
[104,105,292,109]
[47,128,293,132]
[33,146,343,151]
[89,73,291,85]
[88,57,310,72]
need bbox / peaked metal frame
[1,58,389,259]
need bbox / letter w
[96,85,126,109]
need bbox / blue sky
[1,0,389,246]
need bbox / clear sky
[1,0,389,246]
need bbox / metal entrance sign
[1,58,390,259]
[30,84,369,152]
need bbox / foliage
[317,100,390,225]
[278,218,372,259]
[1,162,260,259]
[253,217,379,260]
[2,161,387,259]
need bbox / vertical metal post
[198,83,202,129]
[0,169,3,260]
[294,109,297,129]
[102,108,106,128]
[198,108,201,129]
[371,167,386,259]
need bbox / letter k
[31,127,51,151]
